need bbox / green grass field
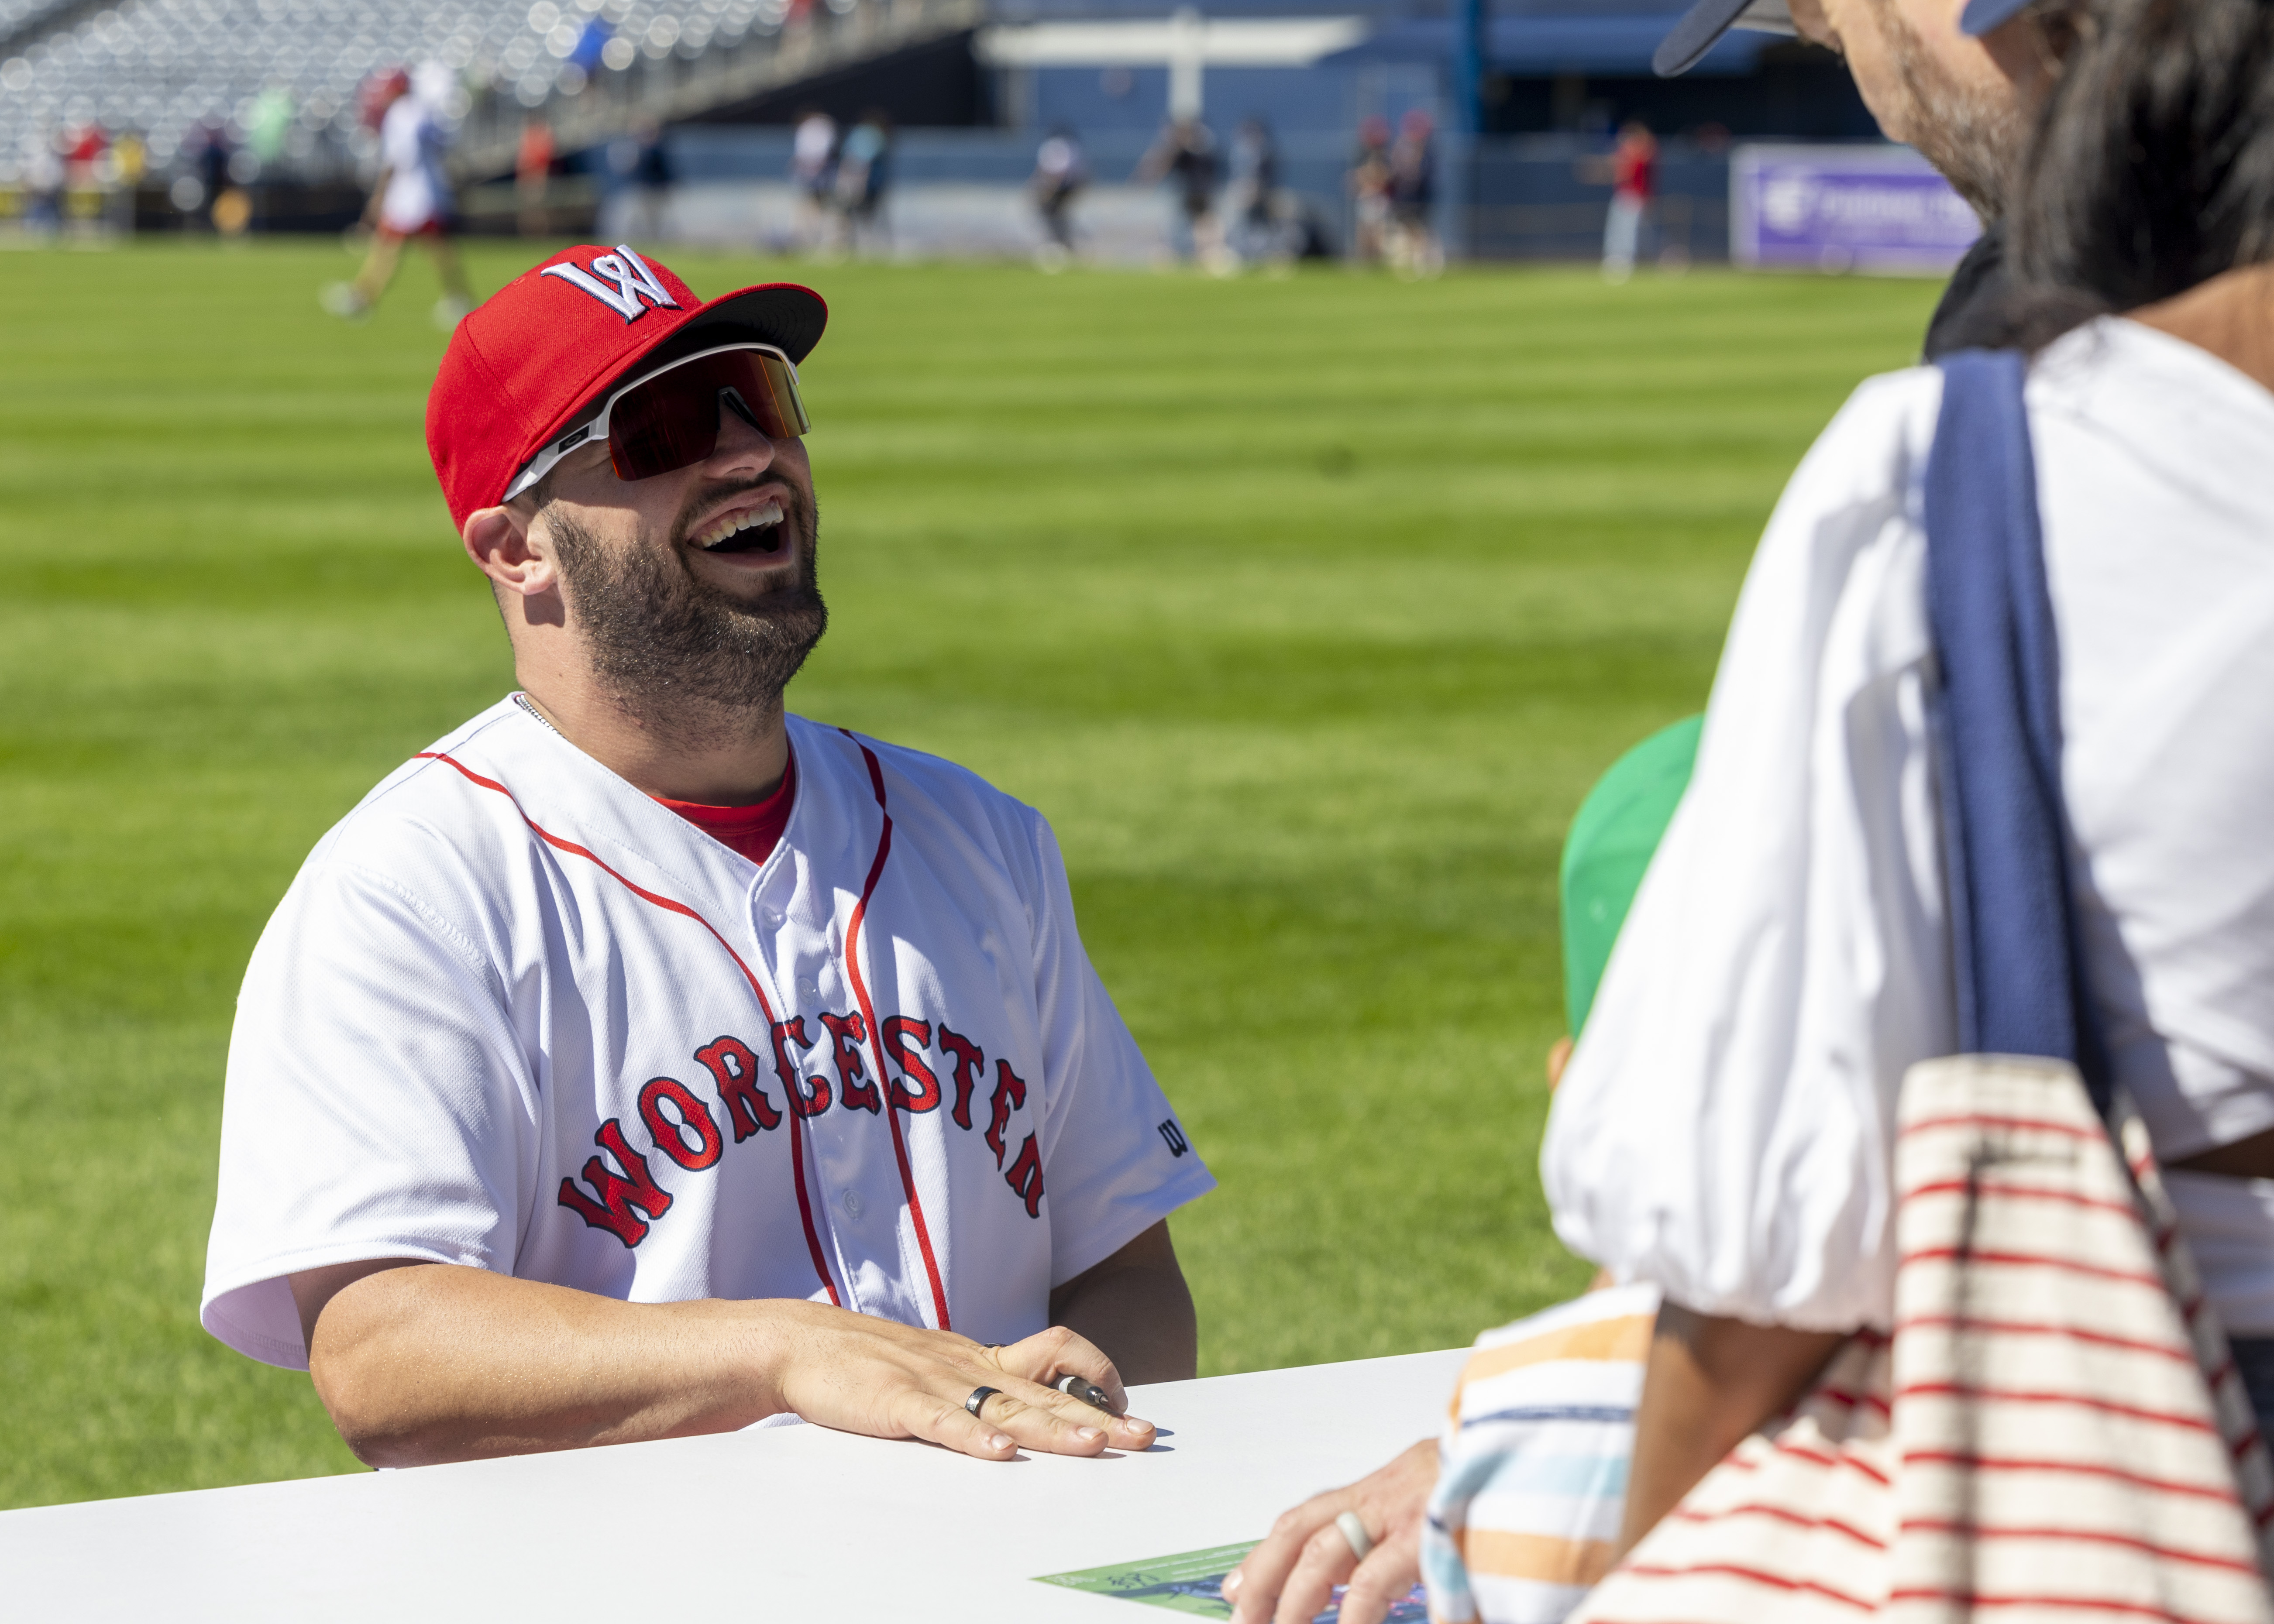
[0,238,1940,1509]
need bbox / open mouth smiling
[690,497,789,556]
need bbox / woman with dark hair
[1987,0,2274,354]
[1225,3,2274,1620]
[1552,0,2274,1562]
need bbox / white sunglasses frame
[501,340,809,504]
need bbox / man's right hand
[763,1305,1156,1460]
[1221,1436,1439,1624]
[290,1260,1155,1467]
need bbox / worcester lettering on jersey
[555,1016,1048,1250]
[200,699,1214,1372]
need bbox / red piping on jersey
[838,729,954,1333]
[415,750,843,1308]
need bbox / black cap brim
[677,283,828,366]
[1960,0,2030,34]
[1654,0,1794,76]
[1654,0,1757,75]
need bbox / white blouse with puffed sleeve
[1541,319,2274,1336]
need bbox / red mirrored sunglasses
[503,342,811,501]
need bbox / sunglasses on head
[503,341,811,502]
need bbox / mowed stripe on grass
[0,240,1939,1506]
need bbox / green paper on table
[1034,1541,1430,1621]
[1559,714,1702,1036]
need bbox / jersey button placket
[750,876,861,1315]
[809,932,924,1327]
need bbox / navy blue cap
[1961,0,2032,32]
[1653,0,1795,77]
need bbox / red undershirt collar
[651,753,797,865]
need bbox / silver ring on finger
[1335,1511,1374,1562]
[965,1385,1002,1419]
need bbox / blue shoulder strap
[1923,349,2110,1110]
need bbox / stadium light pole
[1444,0,1486,258]
[1450,0,1484,136]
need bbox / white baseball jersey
[202,697,1213,1370]
[377,94,451,233]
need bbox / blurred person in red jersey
[1597,121,1658,282]
[62,123,107,186]
[516,115,555,237]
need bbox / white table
[2,1348,1469,1621]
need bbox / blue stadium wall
[669,3,1880,263]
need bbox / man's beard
[1882,3,2027,219]
[545,483,828,745]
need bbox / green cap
[1560,714,1703,1036]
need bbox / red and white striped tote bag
[1567,1054,2274,1624]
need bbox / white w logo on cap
[539,244,681,322]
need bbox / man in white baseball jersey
[203,244,1214,1468]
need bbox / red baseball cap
[426,243,827,529]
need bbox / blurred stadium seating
[0,0,1889,260]
[0,0,973,190]
[1,0,90,47]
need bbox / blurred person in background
[212,183,255,238]
[1136,116,1221,268]
[1225,0,2271,1619]
[570,14,611,78]
[248,86,295,168]
[62,123,108,196]
[516,115,555,237]
[24,129,65,235]
[1346,115,1393,266]
[606,120,673,241]
[323,67,476,330]
[1654,0,2070,357]
[1591,120,1657,283]
[90,128,139,237]
[1031,124,1086,270]
[833,111,891,258]
[1386,110,1440,279]
[1225,117,1282,266]
[63,123,107,172]
[194,122,231,230]
[633,121,674,242]
[790,108,836,252]
[111,130,146,191]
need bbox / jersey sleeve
[201,853,538,1370]
[1539,369,1956,1334]
[1022,813,1216,1285]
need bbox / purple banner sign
[1731,144,1982,275]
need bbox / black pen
[1055,1373,1118,1413]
